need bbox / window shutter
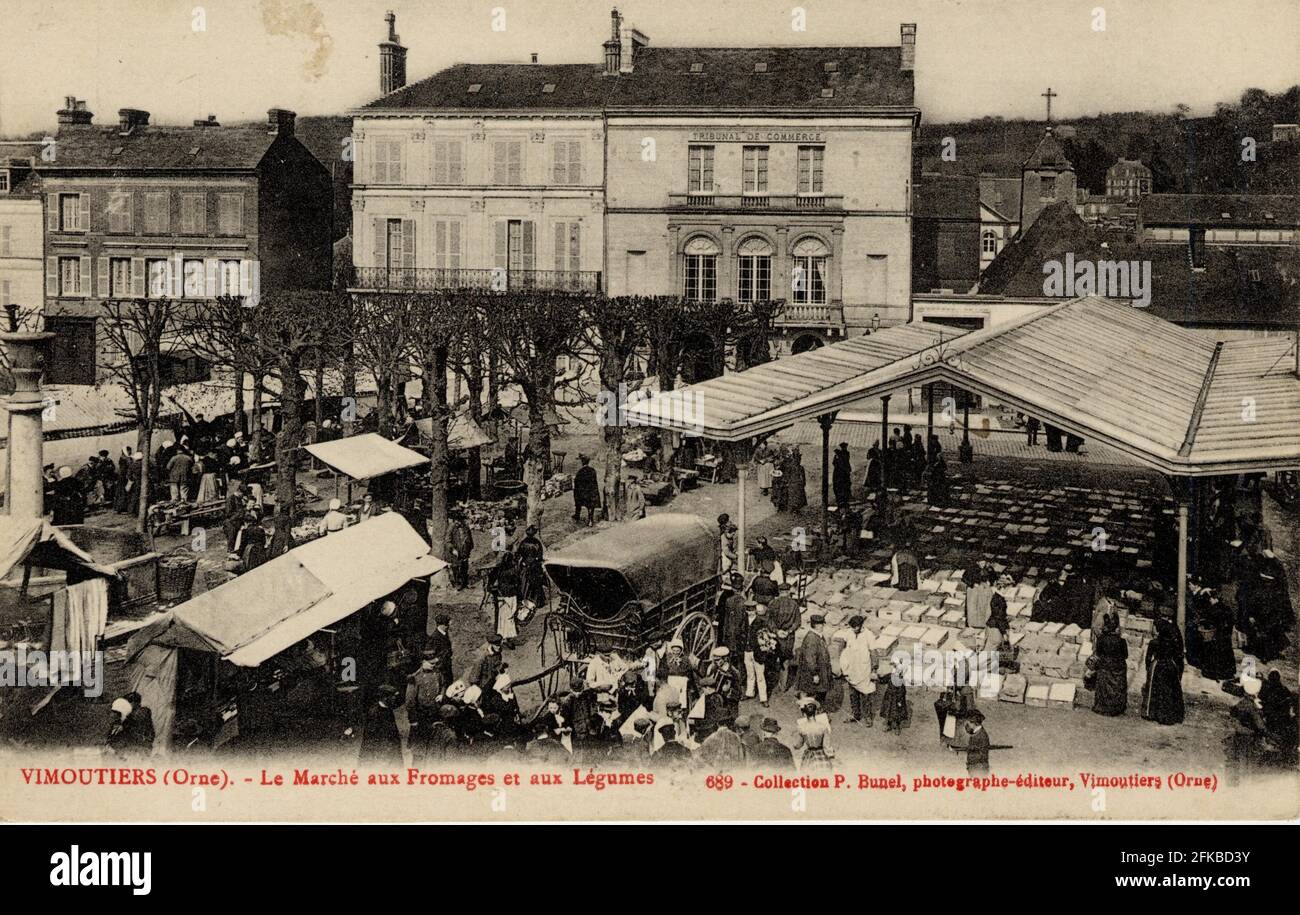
[569,141,581,184]
[47,196,58,232]
[204,258,218,298]
[401,218,416,269]
[196,193,208,233]
[433,141,446,184]
[131,258,145,297]
[522,221,535,272]
[372,217,385,268]
[552,143,565,184]
[79,256,91,296]
[493,142,507,184]
[78,194,90,232]
[450,141,464,184]
[494,221,508,269]
[393,142,404,184]
[554,222,566,273]
[510,142,522,184]
[124,191,134,232]
[435,221,446,269]
[450,221,461,267]
[46,257,58,297]
[569,223,581,272]
[98,257,110,297]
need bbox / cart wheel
[674,610,715,659]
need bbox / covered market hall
[623,296,1300,643]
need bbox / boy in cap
[965,710,990,775]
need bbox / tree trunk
[233,369,246,436]
[377,371,393,435]
[135,422,152,539]
[465,352,484,500]
[657,366,678,470]
[599,354,625,522]
[342,338,358,435]
[274,358,303,535]
[422,344,450,558]
[251,374,265,463]
[314,358,325,429]
[523,385,551,531]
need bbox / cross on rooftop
[1042,87,1057,123]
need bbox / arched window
[791,236,829,305]
[736,236,773,303]
[683,235,720,302]
[982,229,998,254]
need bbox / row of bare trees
[92,286,782,556]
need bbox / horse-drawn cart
[520,514,719,699]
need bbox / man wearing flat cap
[697,646,743,738]
[965,710,991,776]
[796,612,833,705]
[749,717,795,769]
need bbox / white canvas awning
[303,433,428,481]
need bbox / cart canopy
[544,513,715,614]
[304,433,428,481]
[150,513,445,666]
[0,517,119,582]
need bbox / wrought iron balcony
[350,266,602,293]
[668,193,843,211]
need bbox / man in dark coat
[832,442,853,507]
[359,686,404,767]
[516,525,547,610]
[447,513,474,590]
[750,717,795,768]
[426,611,454,686]
[769,582,801,692]
[572,455,601,525]
[50,467,87,525]
[796,613,833,703]
[863,444,883,497]
[965,710,991,775]
[464,635,504,692]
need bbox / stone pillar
[720,225,734,303]
[1176,496,1189,641]
[2,307,55,519]
[774,226,790,304]
[668,225,682,294]
[880,394,891,489]
[818,412,836,557]
[830,226,845,302]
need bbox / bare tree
[350,292,415,436]
[583,295,649,520]
[97,298,181,534]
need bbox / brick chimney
[900,23,916,72]
[267,108,296,137]
[118,108,150,135]
[56,96,93,127]
[603,8,622,75]
[379,10,408,95]
[619,19,649,74]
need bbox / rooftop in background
[1140,193,1300,227]
[915,173,980,220]
[979,175,1022,223]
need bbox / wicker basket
[158,555,199,602]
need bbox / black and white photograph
[0,0,1296,845]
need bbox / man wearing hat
[359,684,404,768]
[964,710,991,776]
[651,723,693,767]
[426,611,454,686]
[406,647,448,738]
[796,612,833,705]
[697,646,743,739]
[465,634,505,692]
[769,581,801,692]
[572,454,601,526]
[750,717,795,768]
[719,574,749,664]
[840,615,879,727]
[447,512,474,590]
[625,474,646,521]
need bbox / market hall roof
[360,46,915,112]
[622,296,1300,476]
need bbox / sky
[0,0,1296,136]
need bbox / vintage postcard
[0,0,1297,825]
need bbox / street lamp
[871,313,881,332]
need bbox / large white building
[0,154,45,316]
[349,10,920,356]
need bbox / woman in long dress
[1141,617,1185,725]
[880,657,910,735]
[793,697,833,771]
[1091,612,1129,716]
[1195,593,1237,681]
[756,446,775,494]
[785,449,808,512]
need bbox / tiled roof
[1023,128,1072,170]
[979,176,1021,223]
[1107,158,1151,178]
[41,125,281,170]
[1140,193,1300,227]
[914,173,979,219]
[362,46,914,112]
[978,200,1300,327]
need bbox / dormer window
[542,83,556,94]
[689,62,704,73]
[467,83,482,94]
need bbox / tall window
[143,192,169,234]
[791,237,829,305]
[107,190,133,233]
[58,256,83,295]
[683,236,719,302]
[798,146,824,194]
[737,236,773,303]
[1041,175,1056,197]
[495,220,536,287]
[742,146,769,194]
[981,230,998,254]
[433,220,463,275]
[58,193,84,232]
[183,259,206,297]
[551,140,582,185]
[180,193,206,235]
[432,139,465,184]
[147,258,171,298]
[218,259,242,296]
[109,258,132,296]
[372,138,405,183]
[553,222,581,286]
[217,193,243,235]
[492,139,523,185]
[687,145,714,193]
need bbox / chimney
[379,10,408,95]
[603,8,622,75]
[56,96,93,127]
[267,108,296,137]
[117,108,150,134]
[900,23,916,72]
[193,114,220,127]
[2,305,56,519]
[619,21,649,74]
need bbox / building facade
[1105,158,1152,200]
[1138,193,1298,250]
[38,101,332,384]
[1018,127,1076,235]
[978,174,1020,272]
[350,11,920,356]
[0,154,44,316]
